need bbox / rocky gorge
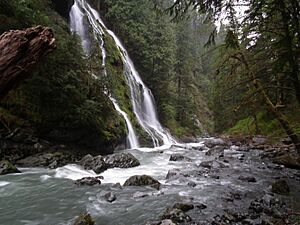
[1,136,299,225]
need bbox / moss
[227,107,300,141]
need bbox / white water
[104,23,176,147]
[70,0,176,148]
[69,0,139,148]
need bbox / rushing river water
[1,140,300,225]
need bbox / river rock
[161,208,192,223]
[16,152,73,168]
[75,177,101,186]
[271,180,290,195]
[123,175,161,190]
[199,160,213,169]
[173,203,194,212]
[238,175,256,182]
[196,203,207,210]
[104,192,117,202]
[104,152,140,168]
[205,145,224,157]
[166,169,183,179]
[169,154,191,162]
[0,160,21,175]
[73,213,95,225]
[203,138,226,148]
[273,153,300,170]
[79,154,108,174]
[160,219,177,225]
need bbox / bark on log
[0,26,56,100]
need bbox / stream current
[1,140,300,225]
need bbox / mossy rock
[0,160,21,175]
[73,213,95,225]
[272,180,290,195]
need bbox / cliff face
[52,0,74,19]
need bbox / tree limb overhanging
[0,26,56,100]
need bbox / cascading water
[69,0,139,149]
[70,0,176,148]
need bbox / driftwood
[0,26,56,100]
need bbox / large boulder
[16,152,74,169]
[79,152,140,174]
[0,160,21,175]
[104,152,140,168]
[79,155,107,174]
[123,175,161,190]
[272,180,290,195]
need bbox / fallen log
[0,26,56,100]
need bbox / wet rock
[73,213,95,225]
[169,154,185,161]
[79,154,94,168]
[104,192,117,202]
[169,154,191,162]
[187,181,197,187]
[90,156,108,173]
[48,160,58,169]
[16,152,73,168]
[273,154,300,170]
[104,152,140,168]
[160,219,177,225]
[205,145,224,158]
[196,203,207,210]
[111,183,122,189]
[0,160,21,175]
[191,145,206,151]
[173,203,194,212]
[203,138,226,148]
[238,175,256,182]
[271,180,290,195]
[79,154,108,174]
[166,169,182,179]
[211,175,220,179]
[123,175,161,190]
[199,161,213,169]
[75,177,101,186]
[161,208,192,223]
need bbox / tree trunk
[0,26,56,100]
[237,52,300,154]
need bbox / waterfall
[69,0,139,149]
[70,0,176,148]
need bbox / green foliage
[101,0,214,137]
[0,0,127,148]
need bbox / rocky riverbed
[0,137,300,225]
